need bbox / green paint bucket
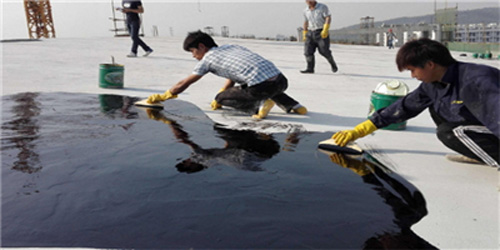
[99,63,124,89]
[368,80,409,130]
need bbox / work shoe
[252,99,275,119]
[127,52,137,57]
[445,154,484,165]
[143,50,153,57]
[300,69,314,74]
[327,56,338,73]
[331,63,338,73]
[292,104,308,115]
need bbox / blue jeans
[127,19,151,54]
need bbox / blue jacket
[370,62,500,138]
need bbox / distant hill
[338,7,499,30]
[457,7,500,24]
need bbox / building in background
[328,6,499,57]
[455,23,500,43]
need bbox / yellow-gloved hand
[302,30,308,41]
[147,90,178,104]
[210,88,225,110]
[332,120,377,147]
[320,23,330,39]
[211,100,222,110]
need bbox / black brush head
[134,99,164,109]
[318,143,363,155]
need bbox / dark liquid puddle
[1,92,436,249]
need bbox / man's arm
[222,79,235,91]
[320,16,331,38]
[325,16,331,25]
[210,79,235,110]
[331,84,432,146]
[146,74,203,103]
[169,74,203,95]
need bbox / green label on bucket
[104,72,124,85]
[99,64,124,89]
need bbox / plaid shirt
[192,44,281,86]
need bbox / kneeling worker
[331,38,499,167]
[146,30,307,119]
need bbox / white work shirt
[304,2,331,31]
[192,44,281,86]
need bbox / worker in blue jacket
[331,38,499,167]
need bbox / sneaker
[143,50,153,57]
[127,52,137,57]
[300,69,314,74]
[292,104,308,115]
[252,99,275,119]
[445,154,484,165]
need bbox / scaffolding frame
[435,6,457,43]
[359,16,375,45]
[24,0,56,39]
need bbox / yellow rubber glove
[147,90,178,104]
[210,88,225,110]
[320,23,330,39]
[302,30,308,41]
[211,100,222,110]
[332,120,377,147]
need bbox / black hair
[396,38,456,71]
[183,30,218,52]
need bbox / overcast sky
[1,0,499,39]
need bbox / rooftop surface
[2,36,499,249]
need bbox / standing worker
[387,29,397,49]
[118,0,153,57]
[301,0,338,74]
[330,38,499,167]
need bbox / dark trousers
[215,74,299,113]
[431,110,499,166]
[127,19,151,54]
[304,30,332,58]
[304,30,336,70]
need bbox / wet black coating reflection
[145,108,280,173]
[1,93,436,249]
[1,92,42,174]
